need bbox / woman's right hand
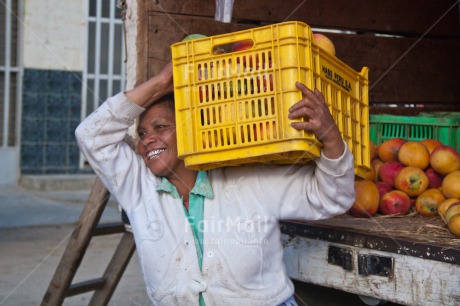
[158,61,174,95]
[126,61,174,108]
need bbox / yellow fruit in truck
[448,213,460,237]
[441,170,460,199]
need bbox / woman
[76,62,355,306]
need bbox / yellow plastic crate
[171,21,370,177]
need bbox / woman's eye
[138,131,146,139]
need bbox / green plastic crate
[370,112,460,151]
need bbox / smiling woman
[75,59,355,306]
[136,97,185,183]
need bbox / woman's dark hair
[139,93,175,123]
[153,93,175,111]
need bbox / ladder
[41,178,135,306]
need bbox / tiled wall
[21,69,92,174]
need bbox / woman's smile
[146,148,166,160]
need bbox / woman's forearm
[125,62,173,108]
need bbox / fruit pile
[349,137,460,237]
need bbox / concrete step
[19,174,97,192]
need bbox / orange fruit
[394,166,429,197]
[349,180,380,218]
[371,159,384,182]
[364,167,376,181]
[313,33,336,55]
[380,190,411,215]
[398,141,430,169]
[442,170,460,199]
[444,204,460,224]
[420,139,443,154]
[448,213,460,237]
[430,145,460,175]
[438,198,460,218]
[415,188,445,217]
[378,138,407,162]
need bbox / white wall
[23,0,85,71]
[0,148,20,187]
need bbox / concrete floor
[0,225,150,306]
[0,186,399,306]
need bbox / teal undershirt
[156,171,214,306]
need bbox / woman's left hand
[288,82,345,159]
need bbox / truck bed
[280,213,460,305]
[281,213,460,265]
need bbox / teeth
[147,149,166,160]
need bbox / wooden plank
[41,178,111,306]
[328,33,460,106]
[149,0,460,37]
[93,222,125,236]
[66,278,105,297]
[147,13,254,75]
[280,215,460,265]
[89,232,136,306]
[135,0,149,85]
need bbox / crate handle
[211,39,254,55]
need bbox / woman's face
[137,102,183,178]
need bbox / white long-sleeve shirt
[75,92,355,306]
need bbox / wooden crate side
[136,0,149,85]
[149,0,460,37]
[146,13,460,110]
[143,1,460,113]
[330,33,460,108]
[147,13,254,75]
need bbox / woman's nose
[141,132,159,147]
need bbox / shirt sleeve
[75,92,145,211]
[256,141,355,220]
